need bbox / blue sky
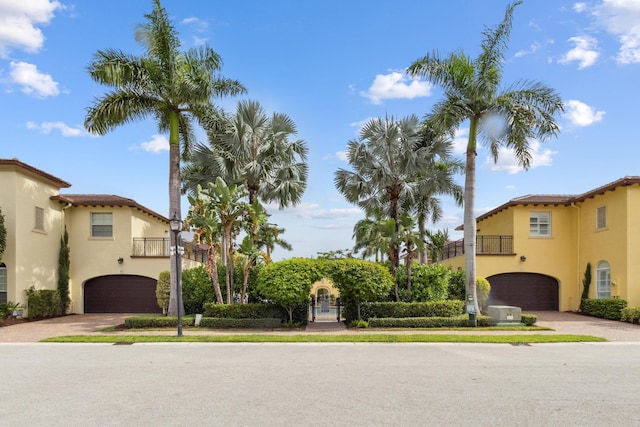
[1,0,639,261]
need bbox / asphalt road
[1,343,638,426]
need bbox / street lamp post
[169,213,184,337]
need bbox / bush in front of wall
[580,298,627,320]
[124,315,195,329]
[354,300,465,322]
[25,287,64,319]
[520,314,537,326]
[620,307,640,324]
[367,314,492,328]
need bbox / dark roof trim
[51,194,168,223]
[0,158,71,188]
[461,176,640,228]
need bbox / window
[91,213,113,237]
[0,263,7,304]
[596,261,611,299]
[530,212,551,236]
[34,207,45,231]
[596,205,607,230]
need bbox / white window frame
[596,205,607,230]
[0,263,7,304]
[596,261,611,299]
[91,212,113,238]
[34,206,45,231]
[530,211,551,237]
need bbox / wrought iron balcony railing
[131,238,208,263]
[437,235,514,262]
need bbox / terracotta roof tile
[52,194,168,223]
[0,158,71,188]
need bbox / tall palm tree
[257,220,292,264]
[407,1,563,315]
[84,0,245,316]
[183,99,309,208]
[335,115,459,300]
[352,209,389,262]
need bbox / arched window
[596,261,611,299]
[0,263,7,304]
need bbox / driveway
[1,311,639,342]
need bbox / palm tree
[352,209,389,262]
[334,115,459,300]
[407,1,563,316]
[84,0,246,316]
[183,99,309,208]
[257,220,292,264]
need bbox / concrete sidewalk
[1,311,640,342]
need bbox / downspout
[571,202,581,311]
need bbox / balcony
[131,238,208,263]
[437,235,514,262]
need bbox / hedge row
[621,307,640,324]
[359,300,465,320]
[202,303,282,319]
[124,316,195,328]
[124,315,283,329]
[580,298,627,320]
[368,315,491,328]
[198,317,282,328]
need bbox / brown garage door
[84,275,162,313]
[487,273,559,311]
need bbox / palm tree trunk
[418,213,427,264]
[167,111,182,317]
[464,117,480,316]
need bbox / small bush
[156,271,170,314]
[358,300,465,321]
[580,298,627,320]
[621,307,640,324]
[520,314,537,326]
[368,315,492,328]
[351,319,369,328]
[25,287,64,319]
[203,303,282,319]
[124,315,195,328]
[198,317,282,328]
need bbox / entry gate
[309,296,341,322]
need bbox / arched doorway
[84,275,161,313]
[487,272,559,311]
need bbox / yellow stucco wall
[626,185,640,305]
[0,168,64,307]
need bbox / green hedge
[621,307,640,324]
[25,288,64,319]
[520,314,537,326]
[203,303,282,319]
[124,316,195,328]
[198,317,282,328]
[368,315,491,328]
[580,298,627,320]
[358,300,465,321]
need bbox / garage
[487,273,559,311]
[84,275,162,313]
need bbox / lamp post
[169,213,184,337]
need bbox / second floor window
[34,207,44,231]
[530,212,551,237]
[91,213,113,237]
[596,205,607,230]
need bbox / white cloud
[182,16,208,32]
[136,134,169,153]
[26,121,95,137]
[361,71,431,104]
[593,0,640,64]
[451,127,469,155]
[9,61,59,97]
[564,99,605,126]
[0,0,62,57]
[558,35,600,68]
[573,2,588,13]
[514,39,554,58]
[193,36,208,46]
[484,140,556,174]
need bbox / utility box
[488,305,522,325]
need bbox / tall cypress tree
[57,227,70,313]
[0,206,6,261]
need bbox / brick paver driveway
[1,311,640,342]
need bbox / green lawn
[42,333,606,344]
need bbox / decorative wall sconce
[117,257,124,264]
[520,255,527,262]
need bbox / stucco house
[0,158,178,314]
[438,176,640,312]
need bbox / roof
[0,158,71,188]
[51,194,168,223]
[458,176,640,229]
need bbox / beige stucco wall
[64,206,170,313]
[0,168,64,307]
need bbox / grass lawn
[41,333,606,344]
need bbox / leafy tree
[156,271,170,314]
[410,264,451,302]
[580,262,592,311]
[57,227,70,313]
[0,206,5,261]
[84,0,245,316]
[476,277,491,312]
[256,258,324,323]
[237,235,263,304]
[181,266,214,314]
[183,99,309,209]
[407,1,563,314]
[335,115,458,301]
[328,258,393,320]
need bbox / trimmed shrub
[202,302,282,319]
[156,271,170,314]
[520,314,537,326]
[198,317,282,328]
[621,307,640,324]
[356,300,465,321]
[410,264,451,302]
[476,277,491,311]
[368,314,492,328]
[448,269,466,301]
[25,287,64,319]
[124,315,195,328]
[182,266,214,314]
[580,298,627,320]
